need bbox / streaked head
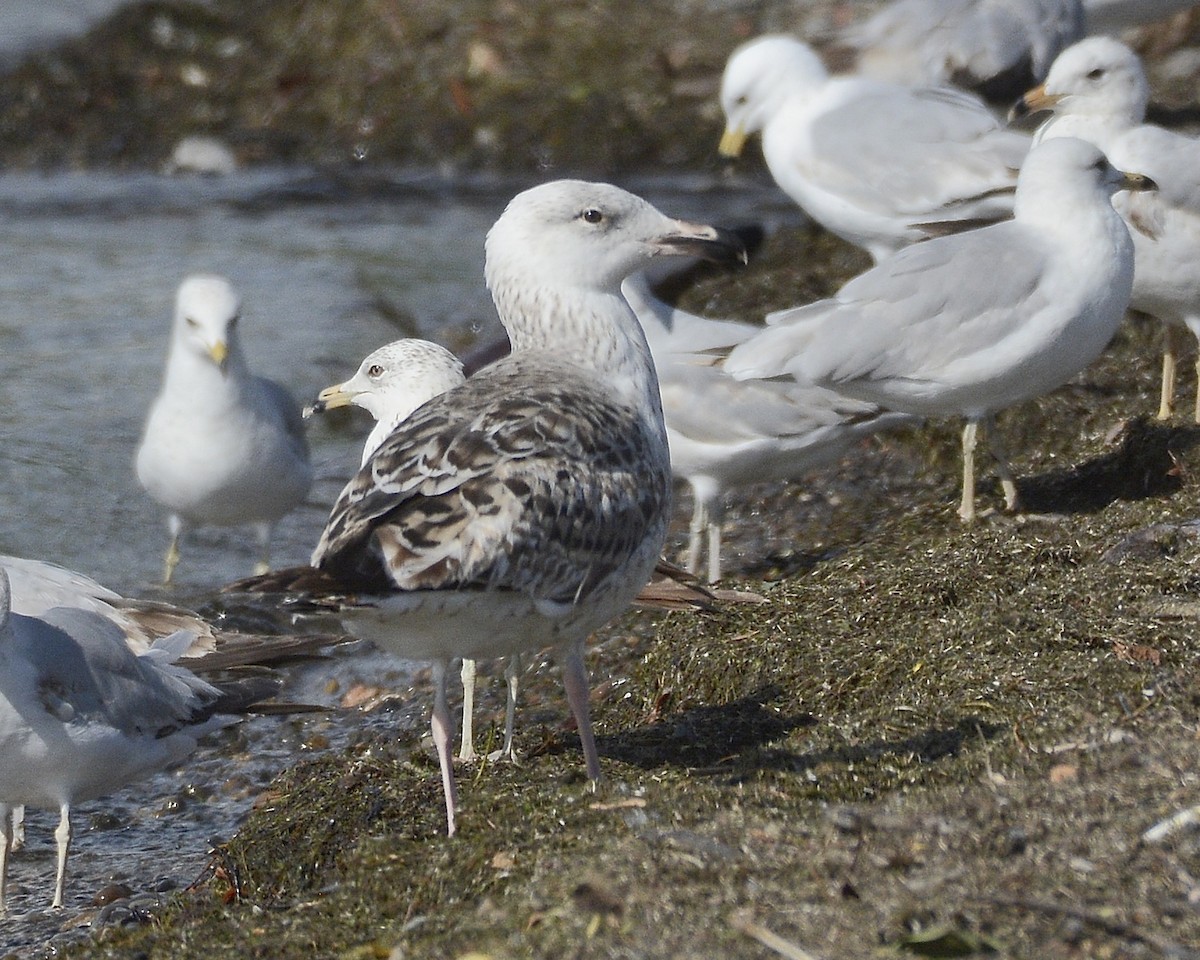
[485,180,745,298]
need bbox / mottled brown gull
[231,180,744,835]
[305,339,510,763]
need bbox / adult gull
[1013,37,1200,421]
[136,274,314,584]
[623,270,919,583]
[0,567,277,914]
[718,34,1031,263]
[725,138,1153,521]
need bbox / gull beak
[654,220,748,266]
[1119,170,1157,193]
[1009,84,1064,122]
[718,125,748,159]
[207,340,229,373]
[304,382,354,418]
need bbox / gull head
[306,339,465,422]
[1014,137,1155,221]
[719,35,827,157]
[173,274,242,375]
[1011,37,1149,126]
[485,180,745,300]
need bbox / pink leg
[430,660,458,836]
[561,639,601,781]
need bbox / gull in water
[0,566,278,914]
[230,180,744,836]
[725,137,1153,521]
[622,270,919,583]
[0,553,341,855]
[833,0,1084,102]
[1012,37,1200,421]
[136,274,314,584]
[718,34,1031,263]
[304,340,510,764]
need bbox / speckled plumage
[233,180,744,835]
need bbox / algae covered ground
[2,1,1200,957]
[46,223,1200,960]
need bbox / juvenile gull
[136,274,314,584]
[305,340,509,763]
[718,34,1031,263]
[725,138,1153,521]
[622,271,919,583]
[0,567,277,914]
[834,0,1084,102]
[1012,37,1200,421]
[232,181,743,835]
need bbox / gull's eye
[581,208,604,224]
[735,94,749,106]
[228,313,240,328]
[367,364,385,378]
[1086,68,1104,80]
[185,316,199,328]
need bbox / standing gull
[725,138,1153,521]
[1012,37,1200,421]
[305,340,513,763]
[232,181,744,836]
[136,274,314,584]
[622,271,919,583]
[0,567,277,914]
[718,34,1031,263]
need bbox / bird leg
[1193,351,1200,425]
[51,803,71,909]
[253,522,273,576]
[430,660,458,836]
[707,504,723,584]
[686,499,708,577]
[1159,324,1181,421]
[496,654,522,765]
[983,415,1020,512]
[0,806,10,917]
[10,804,24,851]
[561,639,601,782]
[458,658,478,762]
[958,420,979,522]
[163,516,183,585]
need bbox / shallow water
[0,165,792,955]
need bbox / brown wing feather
[313,355,670,605]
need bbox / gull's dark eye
[582,208,603,224]
[1086,68,1104,80]
[185,316,199,328]
[228,313,240,328]
[736,94,749,106]
[367,364,384,378]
